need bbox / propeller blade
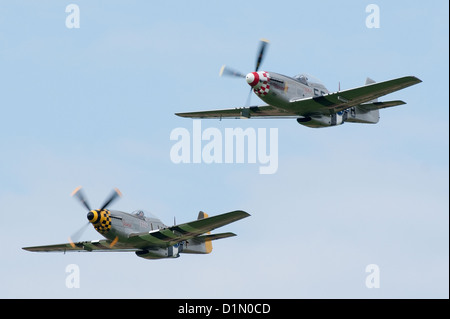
[100,188,122,211]
[245,87,253,107]
[109,236,119,248]
[68,222,90,248]
[219,39,269,107]
[219,65,246,78]
[255,38,269,72]
[71,186,91,212]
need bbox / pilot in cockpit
[134,210,145,219]
[294,74,309,86]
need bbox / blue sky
[0,1,448,298]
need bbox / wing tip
[175,112,218,119]
[231,210,251,219]
[404,75,422,84]
[175,112,192,118]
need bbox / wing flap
[357,100,406,111]
[194,232,237,241]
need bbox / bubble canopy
[131,210,159,220]
[293,73,327,90]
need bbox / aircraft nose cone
[87,211,95,221]
[246,72,259,87]
[245,73,254,84]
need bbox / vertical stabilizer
[198,211,208,220]
[183,211,213,254]
[345,77,380,124]
[365,77,378,103]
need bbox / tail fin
[365,77,378,103]
[181,211,240,254]
[198,211,212,254]
[345,77,380,124]
[182,211,213,254]
[197,211,208,220]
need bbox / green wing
[23,239,136,253]
[286,76,422,115]
[129,210,250,246]
[175,105,298,119]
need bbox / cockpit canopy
[293,73,327,91]
[131,210,163,224]
[131,209,159,220]
[132,210,145,219]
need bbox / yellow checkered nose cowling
[87,209,112,234]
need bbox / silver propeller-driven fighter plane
[176,39,422,128]
[23,187,250,259]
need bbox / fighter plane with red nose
[176,39,421,128]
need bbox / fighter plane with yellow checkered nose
[176,39,422,128]
[23,187,250,259]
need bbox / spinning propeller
[219,39,270,106]
[68,187,121,248]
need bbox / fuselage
[247,71,356,128]
[84,209,221,259]
[247,71,329,108]
[88,208,167,243]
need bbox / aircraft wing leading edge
[175,105,298,119]
[22,239,136,253]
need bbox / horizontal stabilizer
[358,100,406,111]
[195,232,237,241]
[182,232,236,255]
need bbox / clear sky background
[0,1,448,298]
